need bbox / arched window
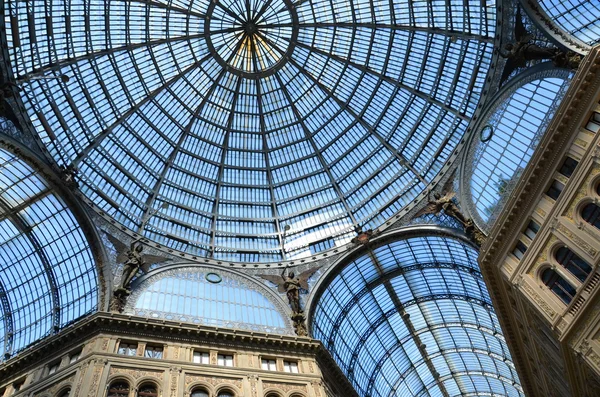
[191,389,209,397]
[107,382,130,397]
[58,390,71,397]
[542,269,577,304]
[555,247,592,282]
[582,203,600,229]
[137,384,158,397]
[217,390,234,397]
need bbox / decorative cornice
[478,45,600,397]
[481,46,600,266]
[0,312,321,377]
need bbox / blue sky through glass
[469,76,569,226]
[129,268,290,334]
[0,148,98,360]
[312,236,523,396]
[538,0,600,45]
[5,0,496,262]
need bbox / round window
[206,273,222,284]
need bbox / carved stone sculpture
[413,174,486,247]
[259,267,320,336]
[104,233,170,312]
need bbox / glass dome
[537,0,600,45]
[6,0,496,262]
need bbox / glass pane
[5,0,496,263]
[0,148,98,361]
[129,269,289,334]
[312,236,523,396]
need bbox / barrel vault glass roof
[5,0,496,262]
[538,0,600,46]
[0,146,98,360]
[311,236,523,397]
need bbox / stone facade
[479,45,600,397]
[0,313,356,397]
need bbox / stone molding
[478,46,600,396]
[0,312,357,396]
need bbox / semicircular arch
[309,232,523,396]
[125,263,294,334]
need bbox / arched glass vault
[310,234,523,396]
[4,0,497,262]
[461,67,571,232]
[0,145,98,361]
[537,0,600,46]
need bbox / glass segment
[468,76,569,229]
[4,0,496,262]
[538,0,600,45]
[311,236,523,397]
[0,147,98,361]
[127,268,290,334]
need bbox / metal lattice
[5,0,496,262]
[311,235,523,397]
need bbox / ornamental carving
[109,367,163,380]
[528,235,557,275]
[565,164,600,218]
[87,364,104,397]
[522,282,557,319]
[570,300,600,347]
[575,138,588,148]
[263,381,307,393]
[557,319,568,332]
[536,208,546,217]
[503,262,514,274]
[74,360,90,396]
[565,190,588,219]
[34,374,75,396]
[169,367,181,397]
[184,375,243,389]
[311,380,322,397]
[557,223,598,256]
[83,338,97,355]
[248,375,259,397]
[587,349,600,368]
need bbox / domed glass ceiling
[538,0,600,45]
[6,0,496,262]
